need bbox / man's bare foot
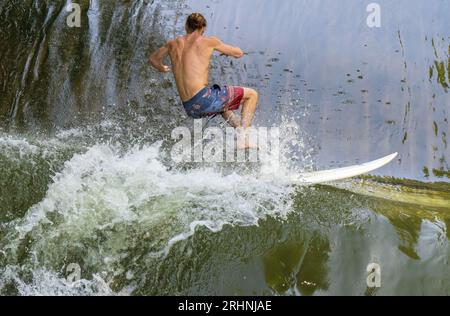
[236,128,259,150]
[236,140,259,150]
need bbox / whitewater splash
[0,118,311,295]
[12,141,292,247]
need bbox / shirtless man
[149,13,259,148]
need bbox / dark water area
[0,0,185,134]
[0,0,450,296]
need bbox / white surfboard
[292,153,398,185]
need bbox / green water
[1,126,449,295]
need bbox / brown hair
[186,13,207,33]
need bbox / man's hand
[234,49,245,58]
[151,63,171,73]
[220,50,244,58]
[161,65,171,73]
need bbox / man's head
[185,13,207,34]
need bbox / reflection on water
[430,38,450,92]
[263,234,330,296]
[261,182,450,296]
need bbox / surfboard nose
[292,152,400,185]
[389,152,399,160]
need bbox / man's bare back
[150,32,244,102]
[149,13,259,148]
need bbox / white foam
[55,128,85,140]
[0,135,39,157]
[2,140,293,294]
[2,118,310,295]
[0,266,132,296]
[14,140,291,235]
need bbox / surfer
[149,13,259,149]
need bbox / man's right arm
[149,43,171,73]
[210,37,244,58]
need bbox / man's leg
[240,88,259,128]
[236,88,259,149]
[222,87,258,129]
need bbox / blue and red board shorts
[182,84,244,119]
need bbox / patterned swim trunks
[182,84,244,119]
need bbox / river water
[0,0,449,295]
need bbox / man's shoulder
[164,37,183,51]
[203,36,221,46]
[166,38,178,46]
[165,35,220,48]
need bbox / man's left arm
[210,37,244,58]
[149,44,171,73]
